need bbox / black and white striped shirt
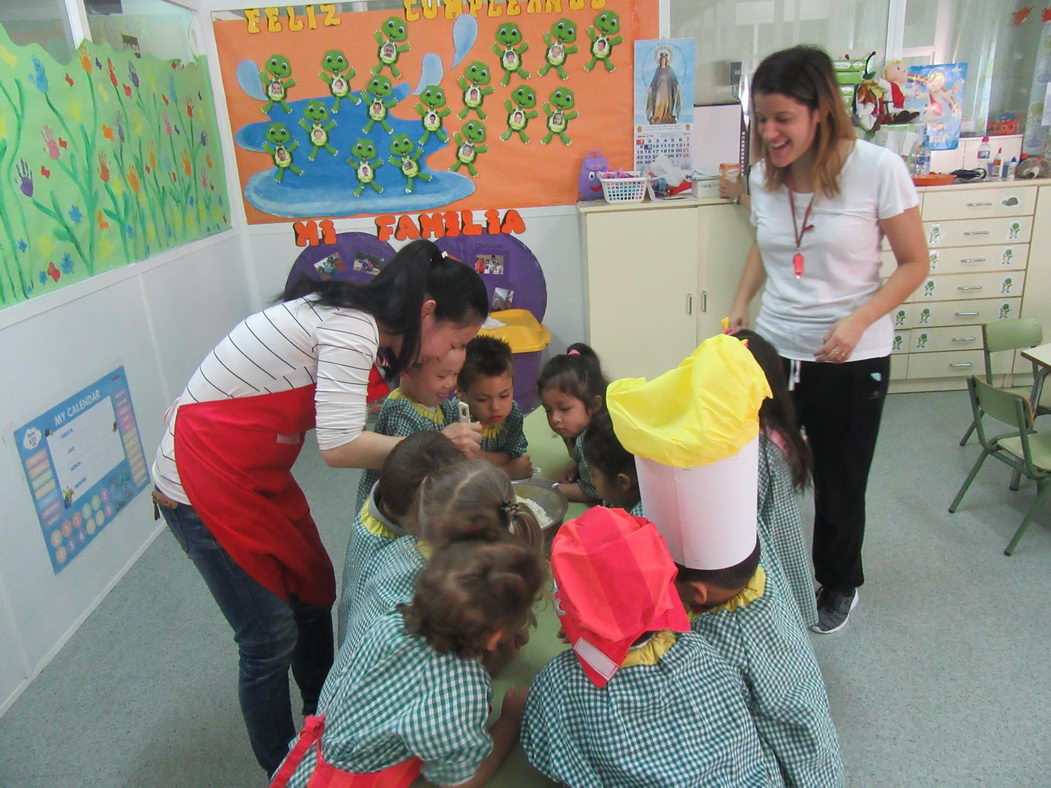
[151,297,378,504]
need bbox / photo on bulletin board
[906,62,967,151]
[632,37,695,172]
[14,367,150,573]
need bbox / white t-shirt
[749,138,918,361]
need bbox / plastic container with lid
[476,309,552,412]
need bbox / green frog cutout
[363,74,397,135]
[319,49,359,113]
[261,122,302,182]
[299,101,338,161]
[347,138,384,196]
[542,87,578,146]
[492,22,530,87]
[260,54,296,114]
[415,85,451,145]
[584,11,623,72]
[537,19,578,80]
[451,121,488,178]
[458,61,494,120]
[502,86,539,143]
[389,133,432,193]
[374,17,410,78]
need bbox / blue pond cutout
[451,14,478,67]
[236,63,475,218]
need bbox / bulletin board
[212,0,657,224]
[14,367,150,573]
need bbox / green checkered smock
[281,609,493,787]
[758,432,818,628]
[629,500,644,517]
[479,400,528,458]
[336,485,407,647]
[690,560,844,787]
[521,631,768,787]
[573,429,601,500]
[353,390,462,513]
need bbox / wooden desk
[1020,342,1051,412]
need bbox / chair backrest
[970,376,1042,473]
[981,319,1042,383]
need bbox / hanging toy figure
[501,85,539,143]
[319,49,359,114]
[261,122,302,182]
[373,16,410,79]
[492,22,530,87]
[347,138,385,197]
[537,18,579,80]
[542,87,578,146]
[584,11,623,73]
[388,133,433,193]
[298,101,338,161]
[260,54,297,114]
[450,120,488,177]
[362,74,397,134]
[415,85,451,145]
[457,61,494,120]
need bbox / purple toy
[578,149,607,200]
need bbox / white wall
[0,231,251,715]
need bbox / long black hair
[282,239,488,376]
[733,329,812,489]
[536,342,608,410]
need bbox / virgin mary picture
[645,46,681,124]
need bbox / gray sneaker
[810,587,858,634]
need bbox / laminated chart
[15,367,149,573]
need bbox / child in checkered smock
[272,539,544,788]
[352,349,467,514]
[735,329,819,628]
[336,431,465,647]
[581,410,645,516]
[537,343,608,504]
[522,507,767,787]
[458,336,533,479]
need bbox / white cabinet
[578,199,753,380]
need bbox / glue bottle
[1006,156,1018,180]
[991,147,1004,178]
[977,135,991,166]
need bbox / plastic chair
[949,377,1051,555]
[959,318,1049,446]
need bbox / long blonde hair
[751,45,856,198]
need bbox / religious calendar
[633,38,696,173]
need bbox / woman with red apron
[150,240,486,776]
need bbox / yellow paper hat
[606,334,771,468]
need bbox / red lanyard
[786,184,816,279]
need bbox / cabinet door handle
[950,362,975,368]
[701,291,708,313]
[686,293,693,315]
[966,201,993,208]
[955,311,980,317]
[957,285,983,291]
[960,257,986,263]
[964,231,990,236]
[952,337,977,342]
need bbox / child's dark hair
[582,411,637,484]
[457,335,514,392]
[282,239,489,377]
[733,329,812,490]
[675,537,761,592]
[408,459,543,551]
[536,342,608,409]
[377,432,465,521]
[400,538,543,659]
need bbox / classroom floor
[1,390,1050,786]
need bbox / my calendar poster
[633,37,696,171]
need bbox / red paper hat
[551,507,690,688]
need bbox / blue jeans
[159,498,334,775]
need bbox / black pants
[783,355,890,591]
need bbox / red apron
[174,386,335,608]
[270,715,423,788]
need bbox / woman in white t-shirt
[728,46,928,635]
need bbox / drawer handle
[957,285,983,291]
[960,257,986,263]
[955,311,980,317]
[950,362,975,368]
[964,231,990,236]
[966,202,993,208]
[952,337,978,342]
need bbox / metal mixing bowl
[513,478,569,537]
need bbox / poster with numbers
[14,367,149,573]
[633,37,695,172]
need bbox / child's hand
[500,686,528,724]
[442,421,483,459]
[559,463,579,483]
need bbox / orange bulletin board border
[213,0,657,224]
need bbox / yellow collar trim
[416,540,434,559]
[361,508,397,539]
[688,566,766,621]
[621,630,678,668]
[481,422,504,440]
[389,388,445,424]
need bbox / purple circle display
[432,235,547,322]
[285,232,398,291]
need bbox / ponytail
[536,341,608,410]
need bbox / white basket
[598,172,652,203]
